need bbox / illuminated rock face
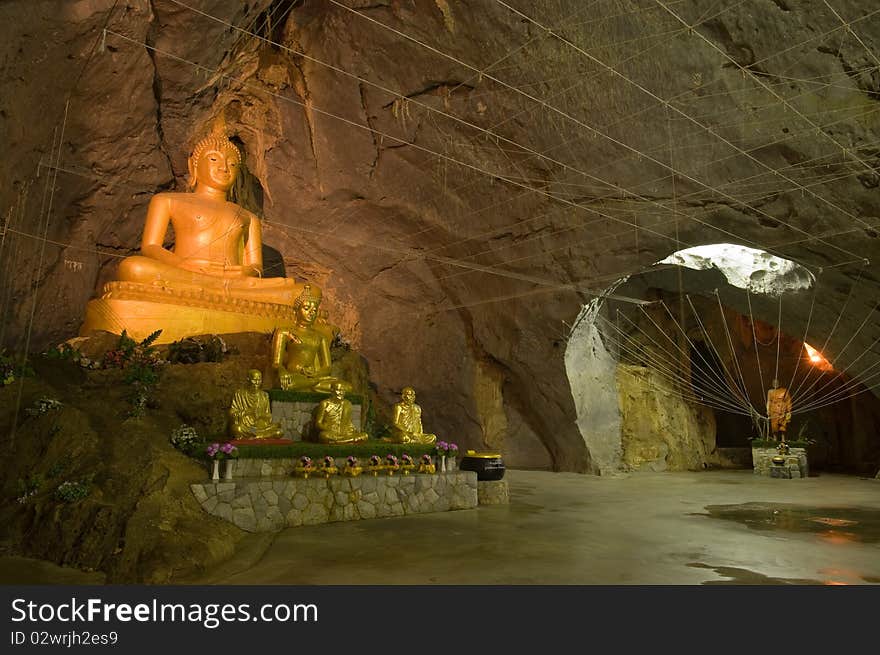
[3,1,880,471]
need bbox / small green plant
[55,480,91,503]
[43,343,100,369]
[16,473,44,504]
[1,350,33,386]
[47,460,69,478]
[103,330,165,417]
[170,424,200,454]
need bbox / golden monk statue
[313,381,368,445]
[384,386,437,444]
[271,285,340,393]
[80,132,316,343]
[228,369,284,440]
[766,378,792,441]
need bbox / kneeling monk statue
[384,387,437,444]
[81,132,315,342]
[228,369,284,440]
[313,381,368,445]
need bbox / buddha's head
[247,369,263,391]
[293,284,321,325]
[188,134,242,192]
[401,387,416,405]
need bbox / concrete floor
[191,470,880,585]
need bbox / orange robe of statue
[766,387,792,436]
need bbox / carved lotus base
[80,282,297,343]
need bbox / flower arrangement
[435,440,450,456]
[170,424,199,454]
[319,455,338,477]
[343,455,362,477]
[206,442,238,460]
[418,453,436,474]
[294,455,314,478]
[447,442,459,457]
[399,453,415,475]
[368,454,383,476]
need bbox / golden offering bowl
[342,466,362,478]
[293,467,313,479]
[399,464,416,475]
[771,455,786,465]
[418,464,436,475]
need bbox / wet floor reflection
[687,563,821,585]
[698,503,880,543]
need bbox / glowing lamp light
[804,343,832,370]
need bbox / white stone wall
[191,472,478,532]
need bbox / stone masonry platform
[191,471,478,532]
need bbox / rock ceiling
[2,0,879,470]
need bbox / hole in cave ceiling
[657,243,814,295]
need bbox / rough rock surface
[3,1,880,473]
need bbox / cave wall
[3,1,880,471]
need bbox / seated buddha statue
[228,369,285,440]
[313,381,369,445]
[384,387,437,444]
[271,285,342,393]
[80,132,316,342]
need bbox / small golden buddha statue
[228,369,284,440]
[384,387,437,444]
[313,381,368,445]
[271,285,340,393]
[80,132,317,342]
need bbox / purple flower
[221,442,236,455]
[448,443,458,453]
[206,443,220,458]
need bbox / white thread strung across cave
[320,0,867,266]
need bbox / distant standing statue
[313,381,368,445]
[271,285,339,393]
[228,369,284,440]
[766,378,792,441]
[385,387,437,444]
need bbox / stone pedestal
[191,471,478,532]
[81,281,297,343]
[478,480,510,505]
[752,447,809,478]
[269,391,362,441]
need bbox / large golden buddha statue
[271,285,341,393]
[80,132,313,343]
[228,369,285,440]
[313,381,369,445]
